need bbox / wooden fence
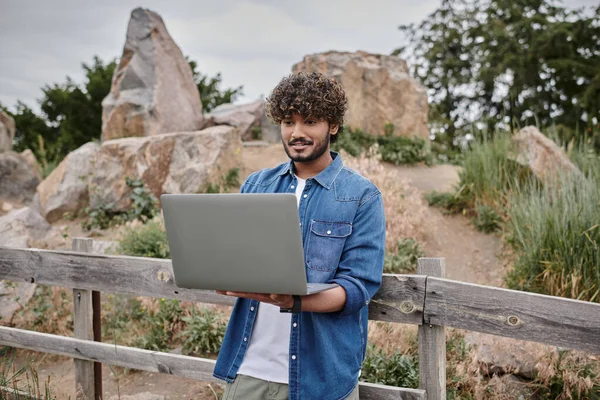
[1,238,599,400]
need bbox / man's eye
[283,120,293,125]
[306,120,316,125]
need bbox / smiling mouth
[289,142,312,149]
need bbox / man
[214,72,386,400]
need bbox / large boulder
[0,281,37,326]
[36,142,101,223]
[101,8,204,141]
[0,111,15,153]
[292,51,429,139]
[19,149,41,180]
[91,125,242,212]
[512,126,584,184]
[0,151,40,202]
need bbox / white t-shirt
[237,177,307,383]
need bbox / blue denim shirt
[213,152,386,400]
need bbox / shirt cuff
[329,275,370,317]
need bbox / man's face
[281,114,338,163]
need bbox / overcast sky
[0,0,596,113]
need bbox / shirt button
[327,230,332,235]
[303,194,308,198]
[291,355,297,360]
[291,185,295,189]
[250,306,255,311]
[293,322,297,328]
[366,301,369,305]
[244,337,247,342]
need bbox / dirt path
[10,144,507,399]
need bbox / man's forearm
[300,286,346,313]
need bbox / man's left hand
[216,291,294,309]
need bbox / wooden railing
[1,239,599,400]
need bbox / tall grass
[454,131,600,302]
[506,164,600,302]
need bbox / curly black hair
[265,72,348,143]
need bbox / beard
[282,131,330,163]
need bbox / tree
[397,0,600,147]
[188,58,244,113]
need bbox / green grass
[117,220,170,259]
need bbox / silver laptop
[161,193,338,295]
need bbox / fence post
[417,258,446,400]
[72,238,95,400]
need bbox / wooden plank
[0,327,217,382]
[0,247,421,323]
[425,277,600,354]
[0,327,419,399]
[72,238,95,400]
[369,274,426,325]
[418,258,446,400]
[0,247,236,306]
[358,382,426,400]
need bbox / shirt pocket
[305,220,352,276]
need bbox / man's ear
[329,124,339,136]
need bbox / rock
[19,149,41,180]
[465,332,556,379]
[0,151,40,202]
[101,8,203,141]
[107,393,165,400]
[512,126,585,184]
[0,207,52,248]
[36,142,100,223]
[0,111,15,153]
[260,107,281,143]
[206,100,263,141]
[91,126,242,212]
[1,201,14,213]
[292,51,429,139]
[0,281,37,326]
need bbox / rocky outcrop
[0,151,40,203]
[293,51,429,139]
[91,126,242,212]
[205,100,281,143]
[36,142,100,223]
[101,8,204,141]
[19,149,41,180]
[0,111,15,153]
[512,126,584,184]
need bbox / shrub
[360,345,419,388]
[383,238,425,274]
[179,308,226,356]
[472,202,501,233]
[136,299,183,352]
[117,220,170,259]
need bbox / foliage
[332,128,433,165]
[200,167,241,193]
[424,190,468,214]
[188,58,244,113]
[396,0,600,151]
[179,308,226,356]
[472,202,501,233]
[125,177,159,222]
[136,299,184,352]
[117,220,170,259]
[383,238,425,274]
[360,345,419,388]
[82,177,159,231]
[251,126,263,140]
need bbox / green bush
[360,346,419,388]
[179,308,226,356]
[424,191,468,214]
[384,238,425,274]
[251,126,262,140]
[118,220,170,259]
[472,202,501,233]
[331,128,432,165]
[136,299,183,352]
[83,176,159,231]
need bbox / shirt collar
[277,151,343,190]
